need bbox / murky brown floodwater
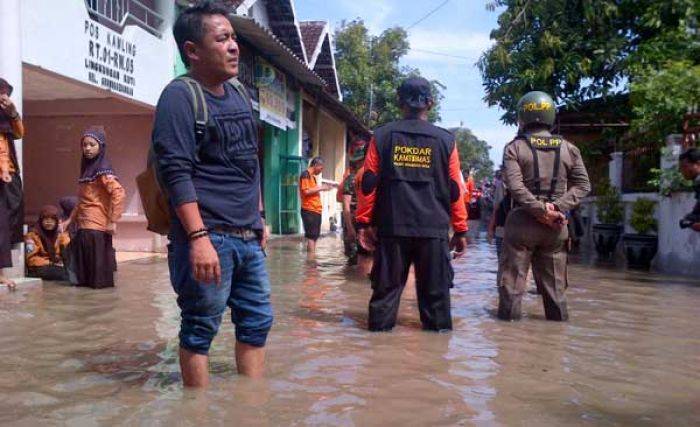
[1,236,699,426]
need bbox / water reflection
[0,236,698,425]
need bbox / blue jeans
[168,233,273,354]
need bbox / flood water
[1,236,699,426]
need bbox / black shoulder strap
[526,136,542,195]
[549,143,563,200]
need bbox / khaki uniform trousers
[497,207,569,321]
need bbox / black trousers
[0,176,21,269]
[369,236,454,332]
[27,265,69,282]
[71,229,116,288]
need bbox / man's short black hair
[680,147,700,163]
[0,78,13,96]
[310,157,324,167]
[174,1,230,67]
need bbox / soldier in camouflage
[342,145,367,265]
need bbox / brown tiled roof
[179,0,246,10]
[299,21,326,62]
[265,0,308,62]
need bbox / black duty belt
[209,226,258,241]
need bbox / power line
[406,0,450,31]
[409,48,472,61]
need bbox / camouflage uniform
[342,168,360,264]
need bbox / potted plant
[622,198,658,269]
[592,180,624,260]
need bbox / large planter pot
[622,234,658,270]
[592,224,623,261]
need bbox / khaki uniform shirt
[503,130,591,218]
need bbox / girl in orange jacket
[25,205,71,281]
[65,127,125,288]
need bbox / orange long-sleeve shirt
[463,176,475,205]
[76,175,126,231]
[0,115,24,175]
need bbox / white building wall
[580,157,700,277]
[21,0,175,106]
[655,192,700,276]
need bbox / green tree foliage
[335,20,444,128]
[631,61,700,142]
[450,128,495,180]
[479,0,699,134]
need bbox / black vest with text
[374,119,455,238]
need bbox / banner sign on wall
[255,58,288,130]
[21,0,173,106]
[84,19,137,97]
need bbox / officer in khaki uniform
[498,91,591,321]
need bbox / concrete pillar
[660,137,683,186]
[609,151,623,190]
[0,0,24,279]
[0,0,23,166]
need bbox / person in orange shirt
[25,205,71,281]
[463,169,475,216]
[65,126,125,288]
[299,157,335,256]
[0,78,24,291]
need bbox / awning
[229,15,324,87]
[229,15,370,138]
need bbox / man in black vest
[356,77,468,332]
[498,91,591,321]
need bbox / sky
[294,0,516,165]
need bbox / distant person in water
[299,156,336,256]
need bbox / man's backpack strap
[178,77,209,161]
[228,77,253,113]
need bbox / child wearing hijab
[65,126,125,288]
[58,196,79,237]
[25,205,71,281]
